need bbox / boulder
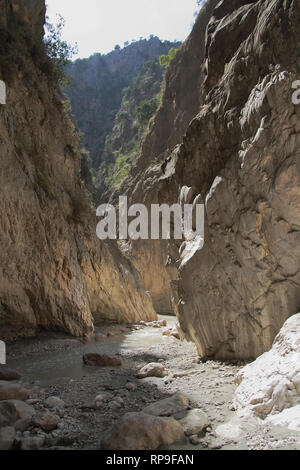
[0,426,15,450]
[33,412,60,432]
[0,381,31,401]
[136,363,167,379]
[266,405,300,431]
[94,393,110,409]
[0,369,21,381]
[83,354,122,367]
[0,401,18,426]
[21,436,45,450]
[234,314,300,420]
[0,400,35,425]
[44,397,65,409]
[100,412,185,450]
[143,393,189,417]
[174,409,210,436]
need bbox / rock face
[100,412,185,450]
[0,0,156,341]
[126,0,300,358]
[235,314,300,421]
[125,0,220,315]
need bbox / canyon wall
[125,0,220,314]
[128,0,300,358]
[0,0,156,341]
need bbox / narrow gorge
[0,0,300,453]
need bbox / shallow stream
[6,315,176,386]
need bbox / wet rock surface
[0,370,21,381]
[83,354,122,367]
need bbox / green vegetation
[0,12,76,91]
[44,15,78,88]
[136,97,159,127]
[66,37,180,177]
[0,14,39,84]
[159,47,178,68]
[105,153,131,190]
[96,59,165,192]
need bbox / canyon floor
[4,316,300,451]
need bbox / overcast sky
[46,0,199,58]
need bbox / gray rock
[189,435,201,446]
[14,418,32,432]
[0,399,34,427]
[21,436,45,450]
[33,413,60,432]
[44,397,65,410]
[174,409,210,436]
[143,393,189,417]
[125,383,137,392]
[0,426,16,450]
[136,363,168,379]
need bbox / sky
[46,0,199,59]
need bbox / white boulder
[234,314,300,421]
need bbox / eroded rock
[235,314,300,420]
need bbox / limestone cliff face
[128,0,300,358]
[0,0,156,341]
[125,0,220,314]
[137,0,220,170]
